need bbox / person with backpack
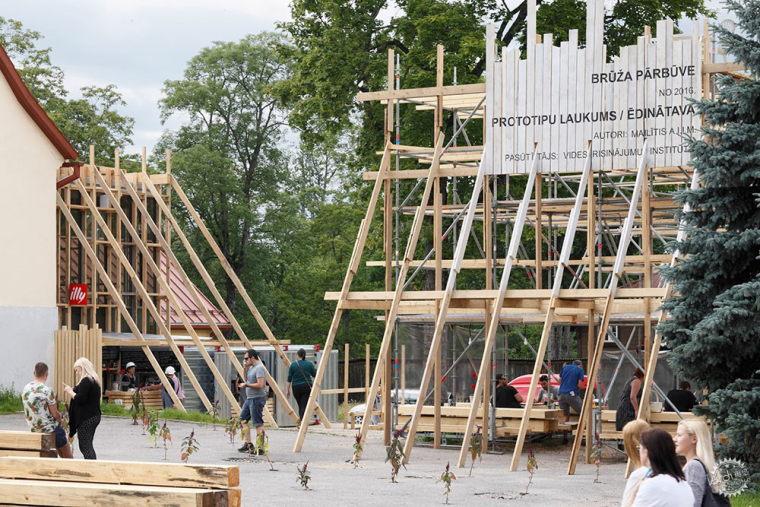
[675,420,731,507]
[285,348,316,426]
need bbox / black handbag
[694,458,731,507]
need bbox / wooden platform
[0,457,241,506]
[105,390,162,409]
[396,404,562,436]
[598,410,704,439]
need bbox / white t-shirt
[622,466,648,506]
[631,474,695,507]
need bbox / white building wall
[0,66,65,392]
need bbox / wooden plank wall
[54,325,102,399]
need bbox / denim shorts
[53,425,68,448]
[239,397,266,428]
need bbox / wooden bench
[0,431,57,458]
[599,410,705,440]
[104,390,162,409]
[395,405,563,436]
[0,457,241,506]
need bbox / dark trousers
[76,415,100,459]
[293,383,311,422]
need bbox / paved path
[0,413,627,506]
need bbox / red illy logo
[69,284,88,306]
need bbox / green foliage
[224,417,245,445]
[659,0,760,485]
[438,462,456,504]
[733,488,760,507]
[146,410,160,447]
[353,432,364,466]
[0,386,22,415]
[385,430,407,483]
[525,447,538,495]
[296,462,311,490]
[100,402,130,417]
[180,428,200,463]
[208,400,220,431]
[0,17,134,162]
[130,391,144,426]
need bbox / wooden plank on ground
[0,432,55,452]
[0,450,57,458]
[0,478,229,507]
[0,457,239,489]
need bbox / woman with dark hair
[286,349,316,426]
[628,428,694,507]
[616,368,645,431]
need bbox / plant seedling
[438,462,456,504]
[130,391,142,426]
[146,410,160,447]
[525,447,538,495]
[469,426,483,477]
[296,462,311,490]
[208,400,220,431]
[385,429,407,483]
[181,428,200,463]
[159,420,172,460]
[255,430,275,471]
[353,433,363,467]
[592,432,602,483]
[224,417,244,445]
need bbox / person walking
[616,368,644,431]
[674,419,730,507]
[22,362,73,459]
[237,349,267,453]
[627,428,694,507]
[286,349,316,426]
[621,419,651,506]
[62,357,101,460]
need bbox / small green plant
[159,420,172,460]
[525,447,538,495]
[296,462,311,490]
[468,426,483,477]
[592,432,602,483]
[146,410,160,447]
[255,430,274,470]
[438,462,456,505]
[180,428,200,463]
[352,433,363,467]
[385,429,407,483]
[208,400,220,431]
[225,417,244,445]
[130,391,143,426]
[58,402,70,434]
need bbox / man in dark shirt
[494,374,523,408]
[665,380,697,412]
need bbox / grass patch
[732,488,760,507]
[0,386,23,415]
[100,403,219,425]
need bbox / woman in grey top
[674,419,722,507]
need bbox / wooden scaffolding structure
[56,147,335,428]
[292,0,742,475]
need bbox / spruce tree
[660,0,760,484]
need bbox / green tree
[0,17,134,162]
[660,0,760,483]
[159,32,293,323]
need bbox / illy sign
[69,284,88,306]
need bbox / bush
[0,386,22,414]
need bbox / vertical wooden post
[534,174,543,289]
[587,166,596,289]
[383,48,395,444]
[365,343,371,403]
[434,302,442,449]
[643,167,652,371]
[482,302,492,454]
[344,343,349,430]
[401,344,406,404]
[585,309,595,464]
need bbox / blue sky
[2,0,728,157]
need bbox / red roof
[159,252,231,330]
[0,44,78,161]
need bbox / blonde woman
[621,419,651,506]
[675,419,727,507]
[62,357,101,459]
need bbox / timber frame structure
[293,0,743,475]
[56,147,334,429]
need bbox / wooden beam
[55,194,184,411]
[0,457,239,489]
[356,83,485,102]
[0,432,54,452]
[293,143,393,452]
[510,145,592,471]
[0,478,229,507]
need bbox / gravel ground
[0,413,629,506]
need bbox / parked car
[348,389,421,426]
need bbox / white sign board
[486,5,702,174]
